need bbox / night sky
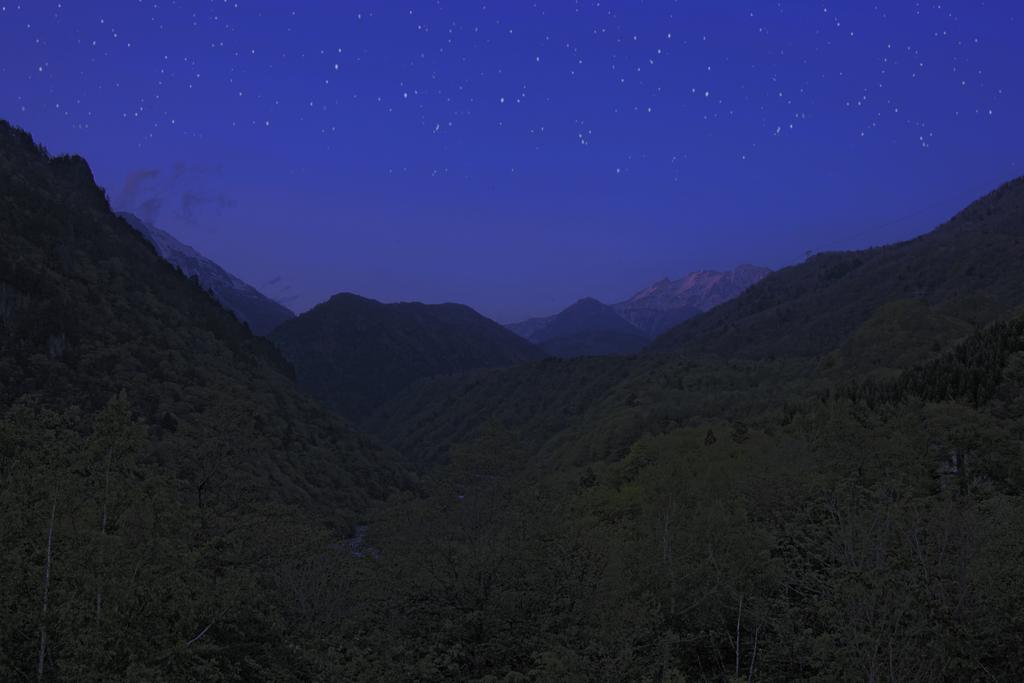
[1,2,1021,322]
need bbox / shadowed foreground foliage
[3,118,1024,680]
[0,121,409,680]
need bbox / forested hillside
[526,297,649,357]
[119,212,295,336]
[351,306,1024,681]
[506,266,770,350]
[346,179,1024,680]
[651,177,1024,358]
[4,115,1024,681]
[0,121,409,680]
[269,292,546,421]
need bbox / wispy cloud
[261,275,300,306]
[117,164,234,228]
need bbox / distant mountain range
[119,212,294,335]
[269,293,547,420]
[615,264,771,336]
[528,297,649,357]
[9,116,1024,681]
[507,265,771,356]
[119,208,769,360]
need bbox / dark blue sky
[2,2,1021,322]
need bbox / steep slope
[369,354,636,468]
[614,264,770,337]
[530,297,649,357]
[651,178,1024,358]
[0,124,396,516]
[0,121,407,679]
[506,266,771,355]
[357,183,1024,679]
[505,314,555,339]
[820,298,978,380]
[537,329,649,357]
[376,178,1024,477]
[118,212,294,335]
[360,308,1024,681]
[269,293,547,420]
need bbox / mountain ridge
[524,297,648,357]
[0,118,401,521]
[650,176,1024,357]
[614,263,771,336]
[269,292,547,420]
[0,119,410,678]
[118,211,295,336]
[505,264,771,355]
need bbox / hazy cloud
[180,190,235,224]
[117,163,234,229]
[120,168,160,210]
[138,197,163,223]
[260,275,300,307]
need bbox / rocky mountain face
[118,212,295,335]
[614,264,772,337]
[506,265,771,355]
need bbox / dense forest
[0,121,410,680]
[3,119,1024,681]
[269,293,546,421]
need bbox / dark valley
[119,212,296,336]
[4,119,1024,680]
[3,3,1023,681]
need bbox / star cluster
[1,1,1021,320]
